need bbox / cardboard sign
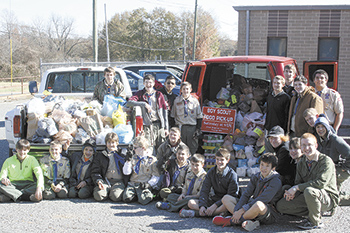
[201,107,236,134]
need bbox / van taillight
[13,115,21,137]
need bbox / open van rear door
[303,61,338,90]
[182,62,207,100]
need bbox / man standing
[127,74,168,149]
[287,75,323,137]
[313,69,344,132]
[283,64,297,97]
[276,133,339,230]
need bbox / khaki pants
[123,182,153,205]
[0,180,37,202]
[181,125,197,155]
[276,187,333,226]
[93,180,125,202]
[166,193,194,212]
[336,166,350,206]
[69,185,93,199]
[144,122,165,150]
[43,185,69,200]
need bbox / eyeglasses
[166,82,175,85]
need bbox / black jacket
[69,152,93,187]
[90,149,130,186]
[199,165,239,208]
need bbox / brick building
[233,5,350,121]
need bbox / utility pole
[104,4,110,64]
[93,0,98,63]
[192,0,198,61]
[183,25,187,62]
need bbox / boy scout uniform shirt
[318,87,343,124]
[0,155,44,191]
[173,160,190,187]
[130,155,159,183]
[40,155,70,186]
[75,155,93,182]
[181,168,207,196]
[105,152,123,181]
[171,95,203,126]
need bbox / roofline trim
[233,5,350,11]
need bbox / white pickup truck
[5,66,133,156]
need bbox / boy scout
[171,82,203,154]
[123,136,160,205]
[39,141,71,200]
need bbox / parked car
[123,64,184,80]
[124,69,144,94]
[138,69,181,95]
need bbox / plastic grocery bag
[27,112,39,140]
[74,127,90,144]
[36,117,58,138]
[112,105,127,127]
[79,114,104,137]
[96,126,113,145]
[113,124,133,144]
[216,87,230,100]
[101,95,126,117]
[27,98,46,116]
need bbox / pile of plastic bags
[26,94,134,146]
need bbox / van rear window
[46,71,120,93]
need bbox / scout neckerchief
[183,98,189,117]
[113,151,125,174]
[172,162,187,186]
[77,158,91,181]
[134,155,145,174]
[186,175,197,195]
[52,161,58,185]
[145,92,155,108]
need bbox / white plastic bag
[27,98,46,116]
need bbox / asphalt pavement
[0,96,350,232]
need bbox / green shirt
[296,153,339,207]
[0,155,44,191]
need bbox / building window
[318,38,339,61]
[267,37,287,56]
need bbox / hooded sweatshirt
[315,117,350,171]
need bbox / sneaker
[297,220,324,230]
[242,220,260,232]
[155,201,170,210]
[0,194,11,202]
[212,216,232,227]
[179,209,195,218]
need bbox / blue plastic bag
[113,124,133,144]
[101,95,126,117]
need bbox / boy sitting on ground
[213,153,282,231]
[180,148,239,218]
[0,139,44,202]
[39,141,71,200]
[156,153,207,212]
[68,139,96,199]
[158,144,191,200]
[90,132,129,202]
[123,136,160,205]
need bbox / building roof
[200,56,296,63]
[233,5,350,11]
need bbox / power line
[101,35,181,51]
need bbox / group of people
[0,66,349,231]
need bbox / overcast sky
[1,0,349,40]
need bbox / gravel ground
[1,97,350,233]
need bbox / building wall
[236,8,350,119]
